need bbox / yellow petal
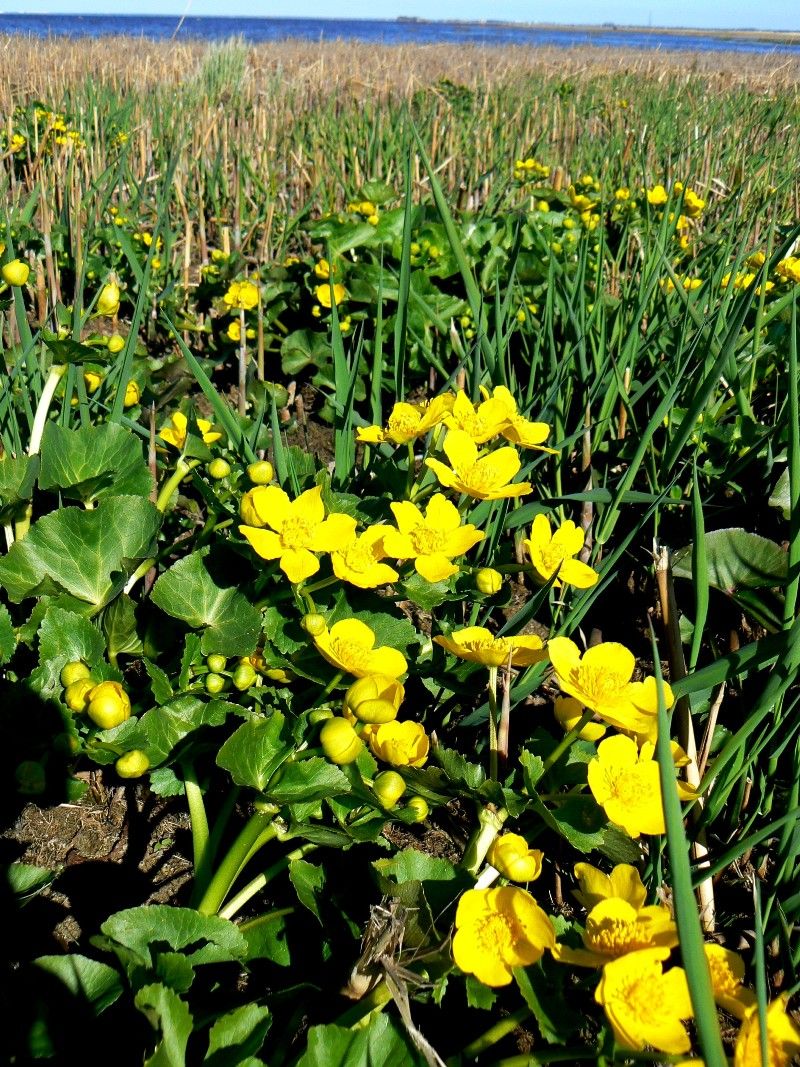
[251,485,291,531]
[416,554,458,583]
[290,485,325,525]
[442,429,478,470]
[280,548,320,584]
[424,493,462,533]
[390,500,425,535]
[240,526,283,561]
[425,457,458,489]
[311,513,358,552]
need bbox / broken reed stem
[654,543,715,932]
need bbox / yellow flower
[239,484,355,584]
[647,184,669,206]
[382,494,484,582]
[554,696,606,741]
[83,370,103,393]
[239,486,271,527]
[487,833,544,882]
[96,280,121,316]
[734,996,800,1066]
[547,637,672,739]
[356,395,454,446]
[615,187,631,201]
[444,389,510,444]
[682,187,705,218]
[572,861,647,910]
[369,720,429,767]
[587,735,666,837]
[453,886,555,987]
[223,280,259,311]
[595,947,693,1054]
[344,674,404,724]
[313,618,407,678]
[477,386,555,452]
[314,282,347,308]
[159,411,222,450]
[553,897,677,967]
[775,257,800,284]
[330,525,399,589]
[425,430,532,500]
[523,514,598,589]
[705,944,756,1021]
[123,380,141,407]
[314,258,339,279]
[434,626,547,668]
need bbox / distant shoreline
[416,21,800,46]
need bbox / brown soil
[4,773,192,952]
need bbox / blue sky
[7,0,800,31]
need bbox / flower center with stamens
[280,515,313,549]
[411,523,447,554]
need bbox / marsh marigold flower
[344,674,404,724]
[705,944,755,1020]
[313,618,407,679]
[369,720,429,767]
[524,515,598,589]
[425,429,532,500]
[588,735,669,838]
[382,494,484,582]
[547,637,672,739]
[123,380,141,408]
[239,484,355,584]
[434,626,547,668]
[159,411,222,450]
[487,833,543,882]
[552,897,677,968]
[734,996,800,1066]
[96,279,121,316]
[314,282,347,308]
[223,279,259,311]
[330,525,399,589]
[572,862,647,910]
[356,395,454,446]
[444,389,510,444]
[453,886,555,987]
[595,947,693,1054]
[647,184,669,207]
[474,385,555,452]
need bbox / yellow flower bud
[2,259,30,286]
[487,832,544,882]
[302,613,327,638]
[87,681,131,730]
[205,672,226,695]
[476,568,503,595]
[373,770,406,808]
[247,460,274,485]
[406,795,429,822]
[83,370,103,393]
[123,380,140,407]
[208,458,231,480]
[107,333,125,354]
[232,663,257,691]
[116,750,150,778]
[320,717,364,765]
[344,674,404,724]
[64,677,95,713]
[240,487,268,527]
[60,660,91,687]
[96,280,121,317]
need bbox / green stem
[196,811,278,916]
[334,979,392,1029]
[460,1007,531,1059]
[542,708,594,774]
[182,762,210,877]
[303,575,341,595]
[488,666,499,781]
[156,458,201,513]
[218,843,318,920]
[460,804,508,876]
[28,363,66,457]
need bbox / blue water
[0,13,798,55]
